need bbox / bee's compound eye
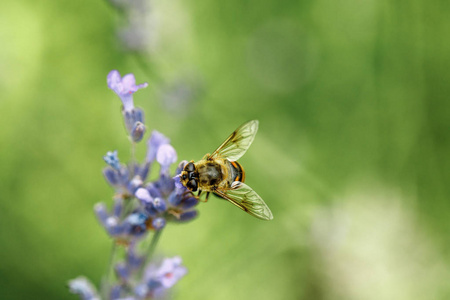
[187,179,198,191]
[186,162,195,172]
[188,171,197,180]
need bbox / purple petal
[68,276,100,300]
[168,191,182,206]
[103,167,119,186]
[115,262,130,280]
[158,256,187,288]
[137,82,149,89]
[156,144,177,169]
[94,203,123,236]
[128,256,145,269]
[175,160,188,175]
[146,131,170,163]
[155,174,175,197]
[124,213,149,237]
[107,70,148,112]
[128,175,144,195]
[135,188,153,204]
[152,217,166,230]
[135,283,149,298]
[122,74,149,93]
[121,94,135,112]
[113,197,124,217]
[146,182,162,198]
[178,210,198,222]
[137,162,151,181]
[181,197,199,210]
[122,74,137,92]
[94,203,109,224]
[110,285,125,300]
[173,175,185,191]
[107,70,121,90]
[153,197,167,212]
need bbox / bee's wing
[209,120,259,162]
[214,182,273,220]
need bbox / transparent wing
[209,120,259,162]
[214,182,273,220]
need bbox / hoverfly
[179,120,273,220]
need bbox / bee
[179,120,273,220]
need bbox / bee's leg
[197,189,207,203]
[196,190,212,203]
[202,153,211,160]
[182,189,204,202]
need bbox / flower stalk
[69,71,195,300]
[140,229,163,274]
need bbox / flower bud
[152,217,166,230]
[103,150,120,170]
[123,108,144,134]
[131,121,146,142]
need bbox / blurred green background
[1,0,450,299]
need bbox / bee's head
[181,162,198,191]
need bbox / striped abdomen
[226,160,245,185]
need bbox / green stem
[130,141,136,172]
[101,241,118,299]
[140,229,163,273]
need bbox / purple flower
[135,187,153,204]
[103,158,151,197]
[94,201,122,236]
[115,240,145,284]
[156,144,177,172]
[146,131,170,163]
[71,71,200,300]
[94,198,150,240]
[107,70,148,112]
[157,256,187,288]
[152,217,166,230]
[103,164,130,195]
[68,277,100,300]
[103,150,121,170]
[137,256,187,298]
[138,162,199,224]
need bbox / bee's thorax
[197,162,223,188]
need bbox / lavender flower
[94,198,150,241]
[107,70,148,112]
[103,150,121,170]
[68,277,100,300]
[146,130,170,163]
[102,163,131,196]
[70,71,195,300]
[107,70,148,137]
[134,160,199,229]
[156,144,177,173]
[135,257,187,299]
